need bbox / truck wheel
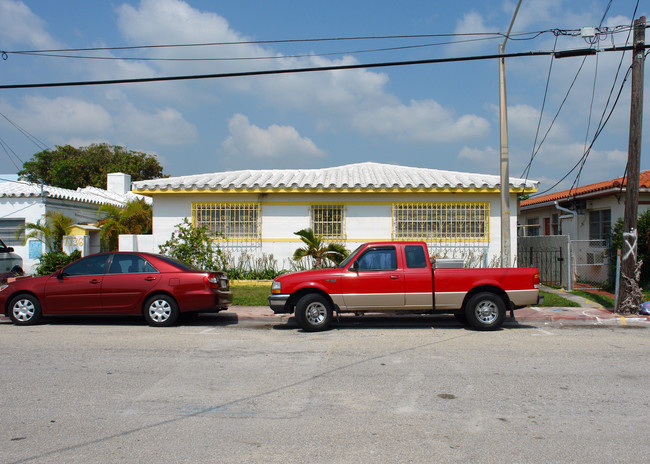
[464,292,505,331]
[295,294,333,332]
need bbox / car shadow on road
[271,314,538,331]
[36,312,239,327]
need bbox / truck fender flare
[461,285,509,310]
[288,287,336,312]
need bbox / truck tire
[295,293,333,332]
[464,292,505,331]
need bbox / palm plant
[16,210,74,253]
[292,228,348,269]
[98,199,152,251]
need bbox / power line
[0,112,49,151]
[0,45,644,90]
[0,30,562,55]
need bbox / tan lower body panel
[507,289,539,306]
[433,292,465,310]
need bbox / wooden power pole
[617,16,645,313]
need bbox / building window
[589,209,611,244]
[551,213,560,235]
[0,218,25,246]
[311,205,345,240]
[527,217,540,236]
[192,202,260,240]
[392,202,489,241]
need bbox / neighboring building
[132,162,538,268]
[0,173,148,273]
[518,171,650,285]
[519,170,650,241]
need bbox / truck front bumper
[268,294,291,313]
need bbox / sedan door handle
[390,275,400,279]
[144,276,156,281]
[89,279,101,284]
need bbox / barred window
[311,205,345,239]
[192,202,260,240]
[392,202,489,241]
[0,218,25,246]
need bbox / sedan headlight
[271,280,281,294]
[0,284,8,292]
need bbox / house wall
[0,197,105,274]
[144,191,521,268]
[519,193,650,241]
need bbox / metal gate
[518,246,564,286]
[517,236,569,287]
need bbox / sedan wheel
[144,295,179,327]
[9,294,42,325]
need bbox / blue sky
[0,0,647,196]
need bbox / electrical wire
[521,35,558,182]
[3,31,553,63]
[0,45,644,90]
[530,64,632,197]
[1,30,557,55]
[0,112,49,151]
[0,137,22,171]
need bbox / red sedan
[0,252,232,327]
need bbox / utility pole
[499,0,522,267]
[616,16,645,313]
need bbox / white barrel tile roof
[0,181,151,206]
[132,162,538,191]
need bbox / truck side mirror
[350,261,359,272]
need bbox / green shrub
[35,250,82,276]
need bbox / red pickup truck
[269,241,541,331]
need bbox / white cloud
[116,104,198,146]
[352,99,489,143]
[447,11,498,55]
[13,96,112,136]
[221,114,325,160]
[0,0,61,48]
[114,0,488,146]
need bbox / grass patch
[570,290,614,308]
[230,281,271,306]
[535,290,580,307]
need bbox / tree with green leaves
[97,199,152,251]
[292,228,348,269]
[158,218,227,271]
[15,210,74,253]
[18,143,166,190]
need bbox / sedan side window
[108,254,158,274]
[63,254,110,276]
[356,247,397,271]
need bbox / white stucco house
[518,170,650,284]
[132,162,538,269]
[519,170,650,241]
[0,173,148,273]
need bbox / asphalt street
[1,314,648,463]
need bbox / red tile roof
[521,170,650,207]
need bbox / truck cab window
[356,247,397,271]
[405,245,427,268]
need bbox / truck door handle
[390,275,400,279]
[89,279,101,284]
